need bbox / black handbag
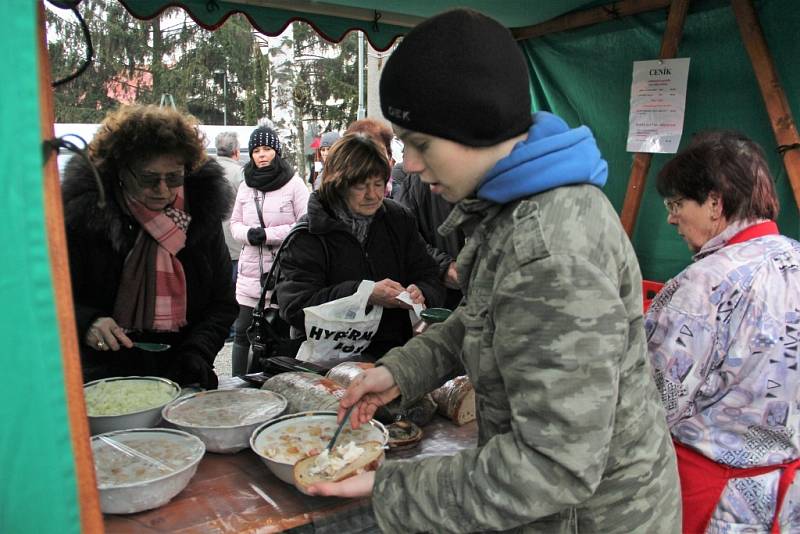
[246,221,309,368]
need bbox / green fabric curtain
[0,2,80,534]
[521,0,800,281]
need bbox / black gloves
[167,352,219,390]
[247,227,267,245]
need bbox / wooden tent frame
[37,0,800,529]
[512,0,800,236]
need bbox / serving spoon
[133,342,171,352]
[325,404,356,452]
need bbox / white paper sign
[627,58,690,153]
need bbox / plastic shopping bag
[296,280,383,366]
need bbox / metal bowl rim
[248,410,388,466]
[84,376,181,419]
[92,427,206,490]
[162,389,288,430]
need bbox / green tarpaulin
[523,0,800,280]
[0,2,80,534]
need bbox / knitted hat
[248,127,281,158]
[380,9,532,147]
[320,131,341,148]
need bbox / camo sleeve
[372,253,628,532]
[378,308,466,405]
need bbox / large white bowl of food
[250,411,388,486]
[84,376,181,435]
[162,389,287,453]
[92,428,205,514]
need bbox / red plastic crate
[642,280,664,312]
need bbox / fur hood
[61,155,234,252]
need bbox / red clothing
[674,440,800,533]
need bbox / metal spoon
[325,404,356,452]
[133,342,171,352]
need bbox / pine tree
[46,2,359,169]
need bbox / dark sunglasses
[127,166,185,189]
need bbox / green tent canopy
[3,1,798,532]
[121,0,597,50]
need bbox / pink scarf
[112,188,191,332]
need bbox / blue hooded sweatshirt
[477,111,608,204]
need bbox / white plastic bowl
[92,428,205,514]
[162,389,287,453]
[84,376,181,435]
[250,411,388,485]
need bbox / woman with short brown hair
[648,130,800,532]
[276,133,444,362]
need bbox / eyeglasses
[663,197,686,215]
[127,166,185,189]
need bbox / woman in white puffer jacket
[230,127,309,374]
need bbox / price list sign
[626,58,690,154]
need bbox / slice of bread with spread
[293,440,384,492]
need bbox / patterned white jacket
[646,220,800,532]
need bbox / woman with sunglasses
[647,130,800,533]
[61,105,238,389]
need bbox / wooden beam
[37,4,103,532]
[732,0,800,212]
[512,0,671,40]
[619,0,691,236]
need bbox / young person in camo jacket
[307,9,682,533]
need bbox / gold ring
[97,340,105,348]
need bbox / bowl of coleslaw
[84,376,181,435]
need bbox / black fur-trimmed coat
[61,156,237,388]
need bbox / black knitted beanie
[380,9,532,147]
[248,127,282,158]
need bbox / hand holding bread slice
[294,440,384,493]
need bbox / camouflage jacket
[374,184,681,533]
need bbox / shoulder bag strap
[253,220,310,316]
[252,188,267,228]
[252,189,271,282]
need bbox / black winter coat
[391,164,464,309]
[61,156,238,388]
[276,192,445,358]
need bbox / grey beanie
[320,131,341,148]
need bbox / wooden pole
[732,0,800,212]
[37,4,103,532]
[619,0,690,236]
[512,0,672,40]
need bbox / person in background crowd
[61,105,237,389]
[312,130,340,191]
[214,131,244,288]
[276,133,444,361]
[646,130,800,533]
[345,117,395,196]
[229,127,309,375]
[392,161,464,309]
[307,9,681,533]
